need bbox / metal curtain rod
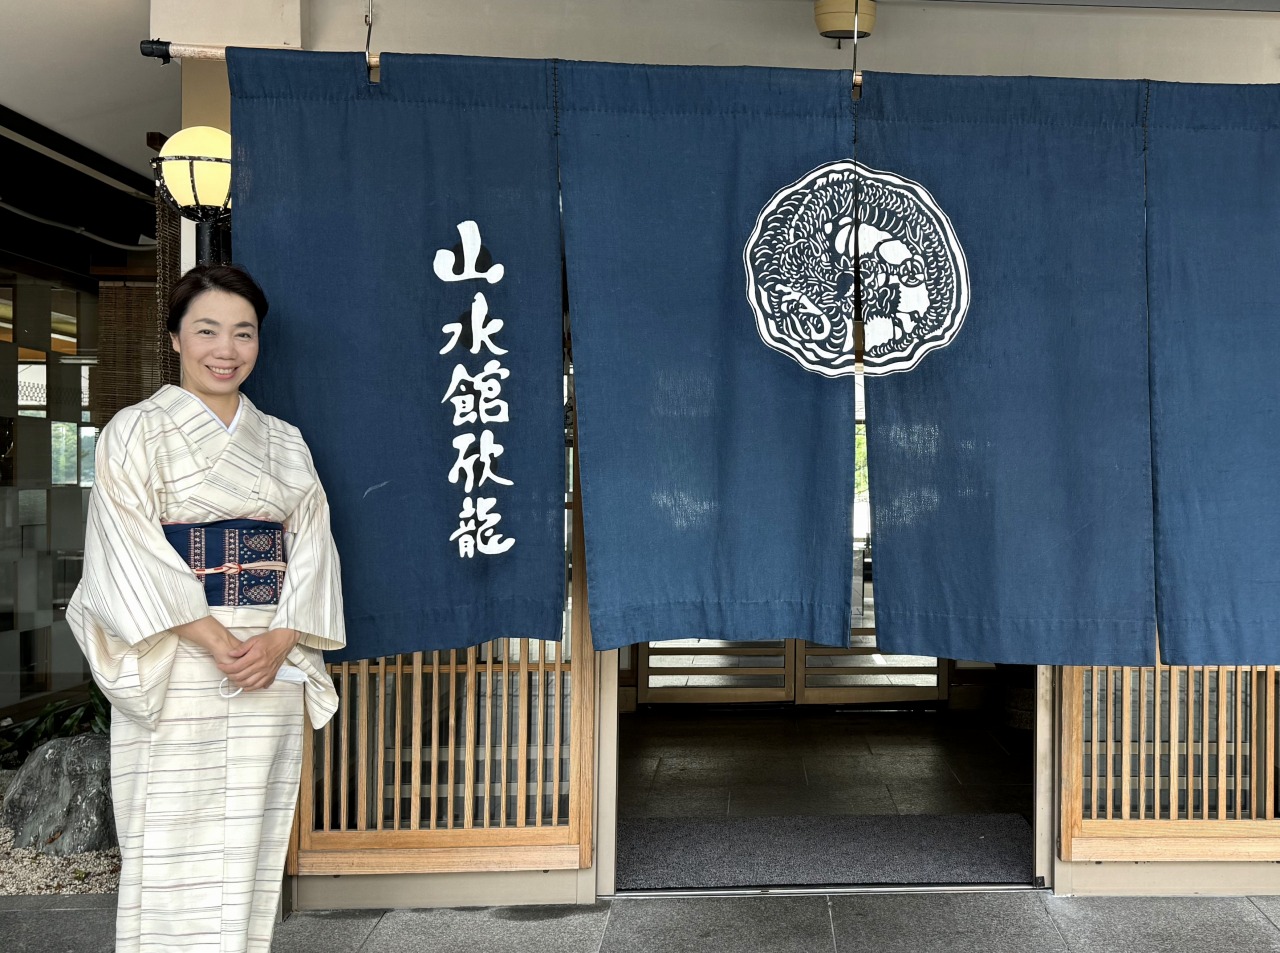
[139,39,382,68]
[138,39,864,87]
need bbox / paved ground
[8,891,1280,952]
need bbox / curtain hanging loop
[364,0,375,78]
[850,5,862,104]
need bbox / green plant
[0,684,110,766]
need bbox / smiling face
[169,288,260,404]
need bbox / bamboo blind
[1061,664,1280,862]
[90,282,167,428]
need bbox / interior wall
[301,0,1280,83]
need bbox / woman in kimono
[67,264,345,953]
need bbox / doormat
[615,813,1034,890]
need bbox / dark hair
[167,264,270,334]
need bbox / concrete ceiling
[0,0,180,180]
[2,0,1279,186]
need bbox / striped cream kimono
[67,384,345,953]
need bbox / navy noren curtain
[229,50,566,660]
[559,61,857,652]
[1147,82,1280,665]
[859,73,1157,665]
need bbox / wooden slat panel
[1071,835,1280,863]
[307,826,574,850]
[1059,667,1085,860]
[1201,668,1210,820]
[783,686,939,706]
[1141,670,1152,818]
[535,642,546,826]
[484,641,495,828]
[1218,667,1228,820]
[297,708,315,854]
[1170,667,1181,820]
[1106,667,1114,819]
[339,662,350,831]
[1268,667,1276,821]
[375,657,385,831]
[517,639,529,827]
[322,704,333,832]
[392,655,403,830]
[357,659,369,831]
[1153,662,1163,820]
[447,649,458,830]
[297,845,581,876]
[552,641,563,827]
[429,651,440,830]
[500,639,510,827]
[570,464,596,868]
[647,646,788,657]
[1122,668,1132,820]
[463,647,477,829]
[410,652,423,830]
[1089,666,1099,819]
[1063,661,1280,863]
[294,407,599,876]
[1186,666,1195,819]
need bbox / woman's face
[170,289,260,402]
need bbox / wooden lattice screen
[289,484,595,876]
[1060,664,1280,861]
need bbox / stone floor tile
[0,894,52,911]
[1044,896,1280,953]
[271,909,386,952]
[831,891,1066,953]
[600,896,834,953]
[360,904,610,953]
[651,755,806,789]
[42,893,117,910]
[2,907,115,952]
[887,784,978,815]
[729,784,895,817]
[619,792,730,818]
[1250,896,1280,929]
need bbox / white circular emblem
[744,161,969,377]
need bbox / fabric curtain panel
[559,61,858,652]
[1147,83,1280,665]
[859,73,1157,665]
[228,50,566,660]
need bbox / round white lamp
[151,125,232,265]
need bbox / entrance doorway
[613,641,1036,891]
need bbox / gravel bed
[0,827,120,895]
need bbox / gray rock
[0,735,116,856]
[0,770,16,799]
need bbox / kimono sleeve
[272,445,347,652]
[78,414,211,643]
[68,412,211,729]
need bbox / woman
[68,264,345,953]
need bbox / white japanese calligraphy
[436,219,515,559]
[442,360,511,426]
[433,220,505,284]
[440,292,509,357]
[449,496,516,557]
[447,430,514,494]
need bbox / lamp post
[151,125,232,266]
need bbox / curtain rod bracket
[140,39,172,65]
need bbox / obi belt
[163,519,287,608]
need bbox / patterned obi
[163,519,287,608]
